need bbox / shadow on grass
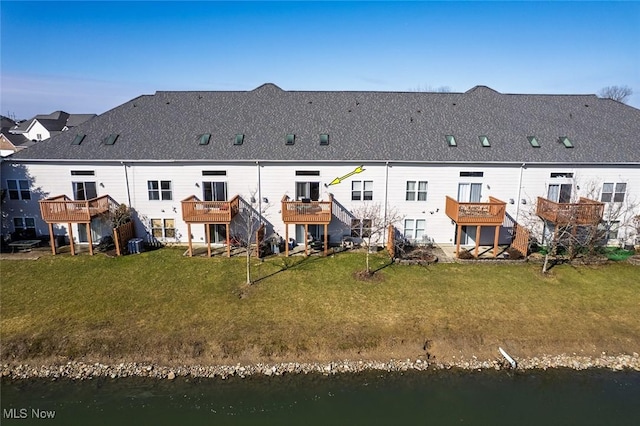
[252,254,323,284]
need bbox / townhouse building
[2,84,639,255]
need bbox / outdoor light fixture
[509,198,514,204]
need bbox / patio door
[203,181,227,201]
[73,181,98,243]
[457,183,482,245]
[207,224,228,244]
[296,182,320,201]
[547,183,572,203]
[457,183,482,203]
[295,224,321,244]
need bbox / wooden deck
[39,194,118,223]
[38,194,120,256]
[181,195,241,258]
[536,197,604,225]
[281,195,333,256]
[281,195,333,224]
[445,196,506,225]
[181,195,240,223]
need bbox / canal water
[2,369,639,425]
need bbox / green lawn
[1,248,639,364]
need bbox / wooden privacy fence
[511,224,530,257]
[113,221,135,256]
[387,225,396,258]
[255,223,266,258]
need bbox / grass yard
[1,248,639,365]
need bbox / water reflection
[2,369,639,425]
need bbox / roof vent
[446,135,457,147]
[319,134,329,146]
[479,135,490,147]
[234,134,244,145]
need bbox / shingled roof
[8,84,640,164]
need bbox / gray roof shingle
[8,84,640,164]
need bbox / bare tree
[350,203,402,275]
[598,85,633,103]
[409,85,452,93]
[235,189,270,285]
[519,178,639,273]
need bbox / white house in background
[8,111,96,142]
[1,84,639,255]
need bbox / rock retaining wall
[3,353,638,380]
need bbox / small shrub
[505,247,524,260]
[457,249,474,259]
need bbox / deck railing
[39,194,117,223]
[281,195,333,224]
[536,197,604,225]
[445,196,506,225]
[181,195,240,223]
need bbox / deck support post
[48,223,56,255]
[226,225,231,257]
[304,223,309,256]
[205,224,211,258]
[474,225,481,258]
[187,223,192,257]
[87,223,94,255]
[68,223,75,256]
[455,224,462,258]
[493,225,500,258]
[324,224,328,256]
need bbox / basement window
[286,134,295,145]
[446,135,457,147]
[234,134,244,145]
[479,135,490,147]
[104,134,119,145]
[198,133,211,145]
[559,136,573,148]
[527,136,540,148]
[319,134,329,145]
[71,134,86,145]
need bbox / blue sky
[1,1,639,119]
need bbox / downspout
[256,161,262,222]
[121,161,132,207]
[515,162,525,225]
[383,161,389,245]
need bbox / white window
[151,218,176,239]
[148,180,172,201]
[404,219,426,242]
[601,183,626,203]
[351,218,372,238]
[13,217,36,233]
[599,221,620,241]
[352,180,373,201]
[406,181,428,201]
[7,179,31,200]
[72,181,97,200]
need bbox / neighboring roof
[65,114,97,128]
[1,115,16,129]
[9,111,96,135]
[7,84,640,164]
